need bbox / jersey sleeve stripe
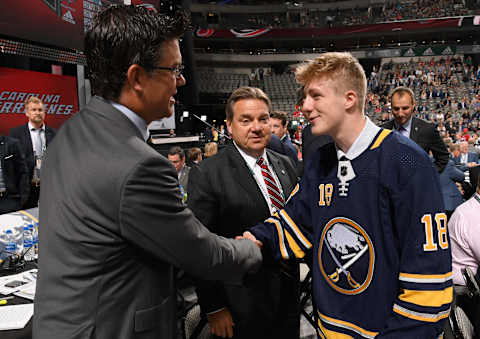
[284,230,306,259]
[266,217,289,259]
[369,129,391,150]
[317,311,378,339]
[288,183,300,200]
[393,304,450,323]
[399,272,452,283]
[279,209,312,249]
[398,287,453,307]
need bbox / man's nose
[302,96,313,114]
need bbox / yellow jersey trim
[399,287,453,307]
[370,129,391,150]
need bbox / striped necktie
[257,156,284,211]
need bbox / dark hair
[85,5,190,100]
[390,86,415,105]
[187,147,202,162]
[225,86,271,122]
[168,146,185,159]
[270,111,288,127]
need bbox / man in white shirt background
[9,96,56,208]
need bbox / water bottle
[33,222,39,255]
[23,226,34,261]
[179,184,187,203]
[4,229,16,257]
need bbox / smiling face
[227,98,271,158]
[302,76,347,137]
[143,39,186,121]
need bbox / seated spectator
[453,141,479,171]
[448,175,480,334]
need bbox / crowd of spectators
[192,0,480,29]
[366,56,480,150]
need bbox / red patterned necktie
[257,156,284,210]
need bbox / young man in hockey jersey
[241,52,452,338]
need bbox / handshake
[236,231,263,249]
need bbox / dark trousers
[0,196,21,215]
[24,185,40,209]
[216,264,300,339]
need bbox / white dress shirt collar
[110,102,149,141]
[336,117,380,161]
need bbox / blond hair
[204,142,218,158]
[295,52,366,112]
[24,96,43,109]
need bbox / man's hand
[235,231,263,249]
[207,308,235,338]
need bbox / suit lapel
[45,127,55,146]
[267,150,292,198]
[228,146,269,211]
[409,118,419,141]
[23,124,34,154]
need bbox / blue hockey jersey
[251,128,452,338]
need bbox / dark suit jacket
[0,135,29,204]
[382,117,449,172]
[188,145,298,338]
[267,133,297,166]
[438,159,464,212]
[33,97,261,339]
[9,123,56,180]
[281,135,299,166]
[469,165,480,192]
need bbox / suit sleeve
[118,155,262,286]
[186,164,229,314]
[429,124,449,173]
[250,175,314,262]
[377,151,452,338]
[449,164,465,182]
[12,139,30,206]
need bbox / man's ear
[226,119,233,135]
[344,90,357,111]
[125,64,146,93]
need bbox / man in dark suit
[0,134,29,214]
[437,159,464,219]
[381,86,449,172]
[470,165,480,191]
[33,6,261,339]
[9,96,56,208]
[167,146,191,193]
[188,87,299,339]
[270,110,298,166]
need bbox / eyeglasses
[151,64,185,78]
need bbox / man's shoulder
[380,131,435,171]
[380,119,395,129]
[9,124,27,136]
[413,117,436,129]
[197,146,233,170]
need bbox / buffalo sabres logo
[318,217,375,295]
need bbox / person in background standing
[9,96,56,208]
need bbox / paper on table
[0,303,33,330]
